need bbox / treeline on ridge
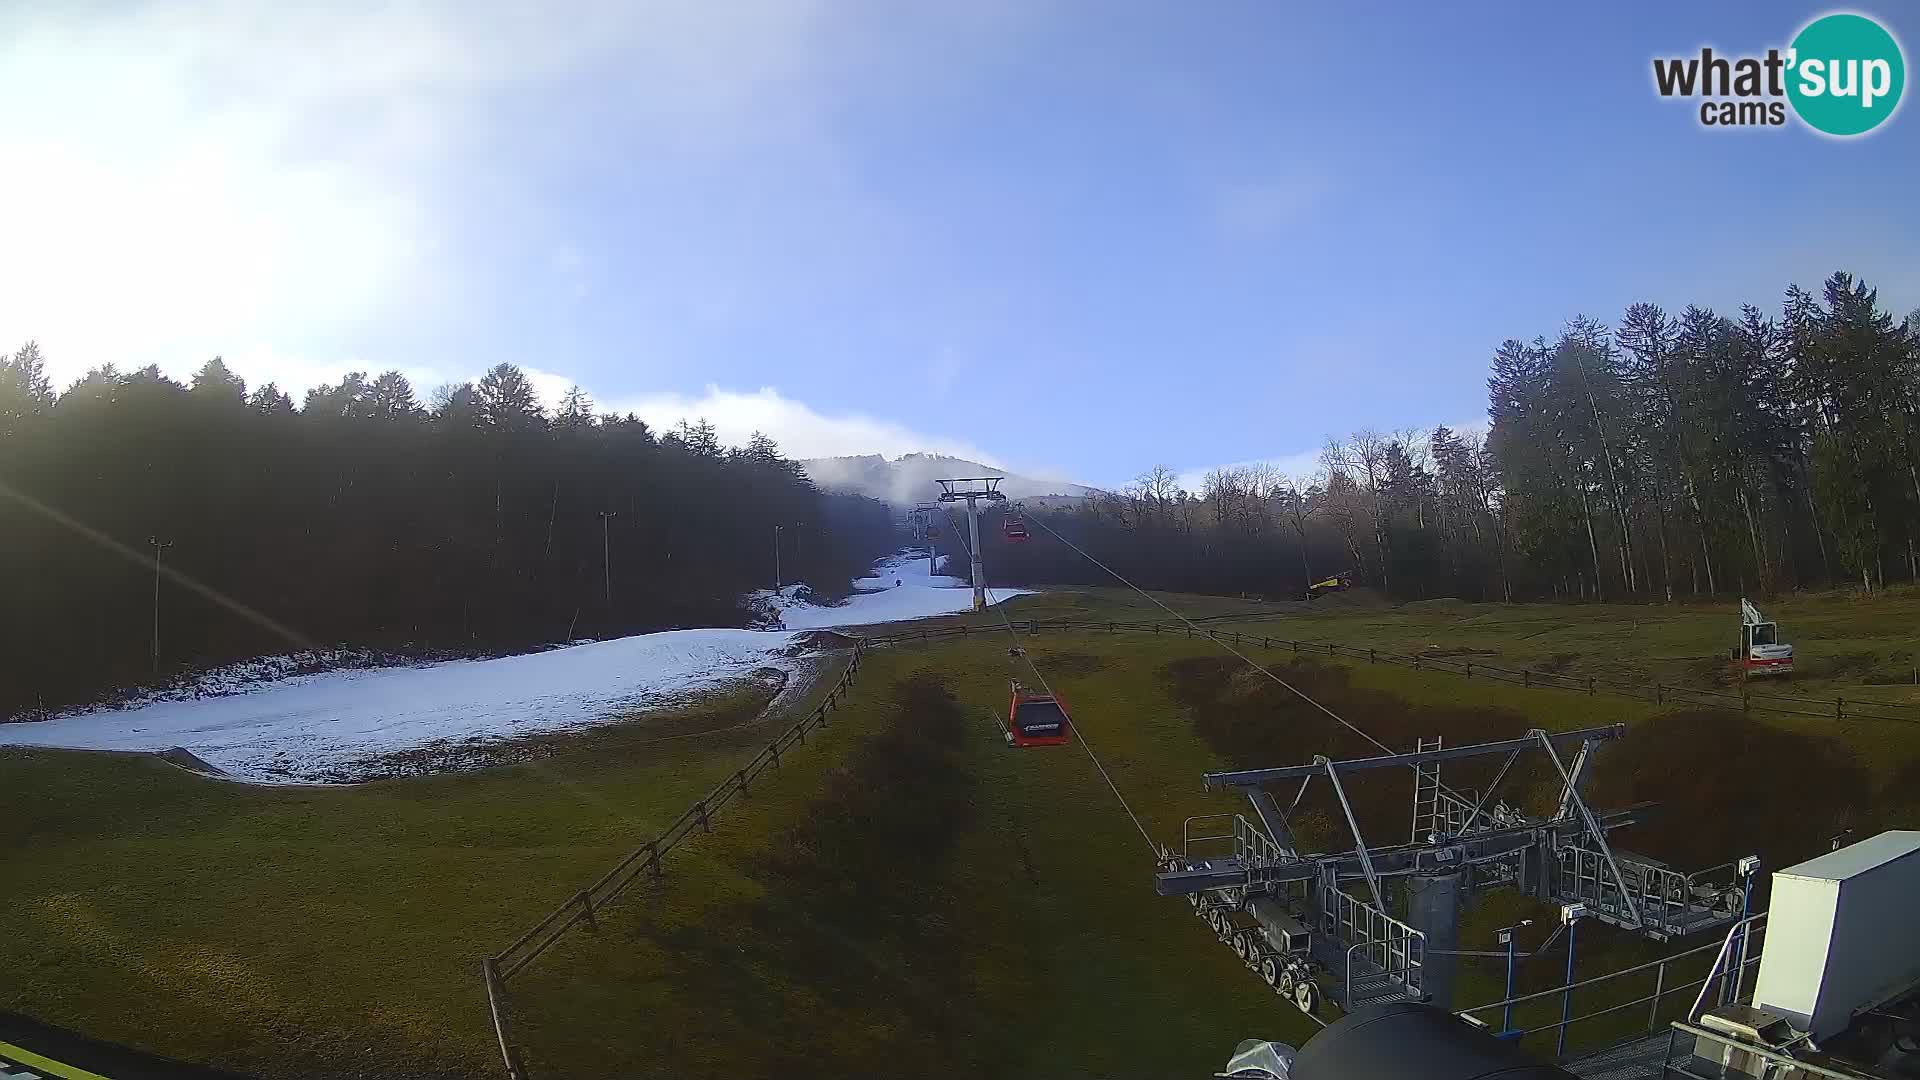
[0,356,893,718]
[983,272,1920,604]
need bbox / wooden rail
[481,641,866,1077]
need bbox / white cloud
[1174,450,1325,496]
[1170,418,1488,495]
[603,385,994,461]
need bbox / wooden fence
[857,618,1920,725]
[482,640,867,1079]
[478,612,1919,1075]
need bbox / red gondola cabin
[1004,517,1029,542]
[1007,681,1071,747]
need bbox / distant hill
[799,453,1097,506]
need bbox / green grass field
[7,589,1920,1078]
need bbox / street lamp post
[147,536,173,675]
[598,512,617,607]
[1496,919,1533,1037]
[1558,903,1586,1058]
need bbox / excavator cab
[1007,681,1071,747]
[1734,597,1793,678]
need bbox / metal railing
[480,641,868,1080]
[1328,888,1425,1003]
[1664,1021,1874,1080]
[1554,847,1743,937]
[1457,915,1767,1061]
[1177,813,1285,871]
[862,620,1920,726]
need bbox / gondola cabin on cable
[1003,515,1029,542]
[1006,681,1071,747]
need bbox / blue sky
[3,2,1915,490]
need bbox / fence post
[1327,643,1336,656]
[695,801,710,832]
[1837,696,1844,720]
[1293,640,1300,655]
[1650,960,1666,1029]
[1588,676,1595,696]
[1109,621,1115,633]
[1523,669,1530,688]
[1465,661,1472,679]
[737,767,750,794]
[482,958,530,1080]
[1656,684,1663,705]
[1414,655,1421,671]
[1370,648,1376,664]
[769,742,782,769]
[646,840,664,878]
[575,890,597,932]
[1265,637,1271,649]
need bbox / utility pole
[147,536,173,674]
[772,524,783,589]
[598,511,617,607]
[936,478,1005,611]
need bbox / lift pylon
[935,477,1006,611]
[1157,724,1755,1018]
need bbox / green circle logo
[1787,13,1905,136]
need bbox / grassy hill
[6,589,1920,1077]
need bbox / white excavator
[1734,597,1793,678]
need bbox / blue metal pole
[1503,932,1517,1034]
[1558,919,1578,1059]
[1726,873,1754,1005]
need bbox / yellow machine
[1305,574,1351,600]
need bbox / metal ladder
[1410,736,1443,842]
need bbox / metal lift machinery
[1155,726,1758,1020]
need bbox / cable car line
[1017,512,1478,809]
[937,504,1158,857]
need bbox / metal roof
[1778,830,1920,882]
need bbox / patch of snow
[0,630,802,784]
[0,550,1041,785]
[748,548,1030,630]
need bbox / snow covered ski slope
[1,550,1036,784]
[0,630,800,783]
[752,548,1027,629]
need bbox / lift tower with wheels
[1156,726,1758,1018]
[935,477,1006,612]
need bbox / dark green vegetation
[7,592,1920,1077]
[0,351,892,717]
[970,272,1920,606]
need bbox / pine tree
[190,356,247,402]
